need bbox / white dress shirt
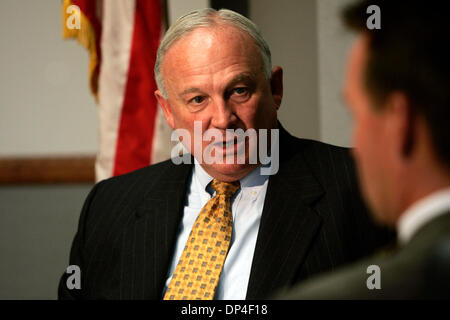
[397,187,450,245]
[163,159,270,299]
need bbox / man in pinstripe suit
[58,8,392,300]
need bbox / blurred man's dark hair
[343,1,450,168]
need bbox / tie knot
[211,179,240,197]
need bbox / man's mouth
[212,137,239,147]
[208,137,248,158]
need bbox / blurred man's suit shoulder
[280,210,450,299]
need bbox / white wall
[250,0,319,141]
[317,0,355,147]
[0,0,98,156]
[167,0,209,25]
[251,0,355,147]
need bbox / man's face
[344,35,395,224]
[156,24,282,182]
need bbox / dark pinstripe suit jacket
[58,125,393,299]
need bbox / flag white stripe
[96,0,136,182]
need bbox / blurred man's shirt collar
[397,187,450,245]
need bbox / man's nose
[211,99,236,129]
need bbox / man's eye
[190,96,205,104]
[232,87,248,95]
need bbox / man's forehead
[341,34,366,108]
[169,23,253,49]
[345,35,369,87]
[354,35,369,61]
[162,25,261,70]
[161,25,264,93]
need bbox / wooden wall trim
[0,155,96,184]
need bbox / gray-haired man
[58,8,392,300]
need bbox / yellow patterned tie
[164,179,240,300]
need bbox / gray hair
[154,8,272,98]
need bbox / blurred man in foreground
[280,0,450,299]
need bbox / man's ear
[155,90,175,129]
[385,92,415,160]
[270,66,283,109]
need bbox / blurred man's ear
[155,90,175,129]
[385,92,415,160]
[270,66,283,109]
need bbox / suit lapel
[246,127,324,299]
[132,160,193,299]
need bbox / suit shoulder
[92,157,186,201]
[288,137,353,171]
[78,157,191,231]
[99,158,175,186]
[296,137,350,157]
[282,136,359,202]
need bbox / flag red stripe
[113,0,162,176]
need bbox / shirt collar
[193,158,270,195]
[397,187,450,245]
[193,158,214,193]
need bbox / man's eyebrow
[179,73,257,97]
[228,73,255,86]
[180,87,203,96]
